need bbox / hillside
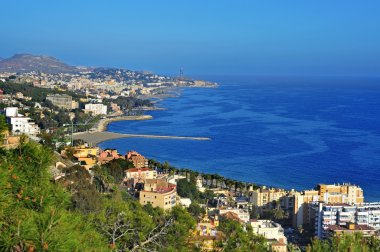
[0,53,80,74]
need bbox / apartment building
[314,202,380,239]
[5,107,40,136]
[46,94,73,110]
[250,187,288,211]
[84,103,107,116]
[291,183,364,228]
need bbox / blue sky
[1,0,379,76]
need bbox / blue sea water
[100,76,380,201]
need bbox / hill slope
[0,54,79,74]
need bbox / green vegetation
[0,82,85,103]
[0,141,107,251]
[307,233,380,252]
[217,218,268,251]
[0,114,9,132]
[0,141,196,251]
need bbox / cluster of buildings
[2,68,216,101]
[248,183,380,240]
[188,184,288,251]
[46,94,108,115]
[61,145,178,211]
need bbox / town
[1,66,380,251]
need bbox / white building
[4,107,40,136]
[8,116,40,136]
[314,202,380,239]
[249,219,287,244]
[84,103,107,116]
[5,107,19,117]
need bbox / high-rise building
[291,183,364,228]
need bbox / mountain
[0,54,80,74]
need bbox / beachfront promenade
[72,115,210,145]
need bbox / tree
[0,141,108,251]
[0,114,9,132]
[188,202,205,217]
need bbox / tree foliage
[0,142,108,251]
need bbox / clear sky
[1,0,379,76]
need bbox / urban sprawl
[0,68,379,251]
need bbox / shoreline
[96,115,153,132]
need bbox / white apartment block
[314,202,380,239]
[84,103,107,116]
[4,107,40,136]
[9,116,40,136]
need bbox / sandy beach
[96,115,153,132]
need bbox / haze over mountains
[0,54,82,74]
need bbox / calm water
[100,76,380,201]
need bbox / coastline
[96,115,153,132]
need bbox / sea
[100,75,380,201]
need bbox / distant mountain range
[0,54,82,74]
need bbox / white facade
[5,107,19,117]
[250,220,287,244]
[84,103,107,116]
[314,202,380,239]
[9,117,40,136]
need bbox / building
[1,129,21,149]
[218,208,250,223]
[125,167,157,185]
[249,219,287,246]
[5,107,19,117]
[62,145,99,170]
[250,187,288,212]
[4,107,40,136]
[291,183,364,228]
[46,94,73,110]
[98,148,124,164]
[314,202,380,239]
[84,103,107,116]
[326,223,377,239]
[317,184,364,204]
[189,211,222,251]
[139,179,177,210]
[71,145,99,158]
[126,151,148,168]
[8,116,40,136]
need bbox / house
[139,179,177,210]
[218,208,250,223]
